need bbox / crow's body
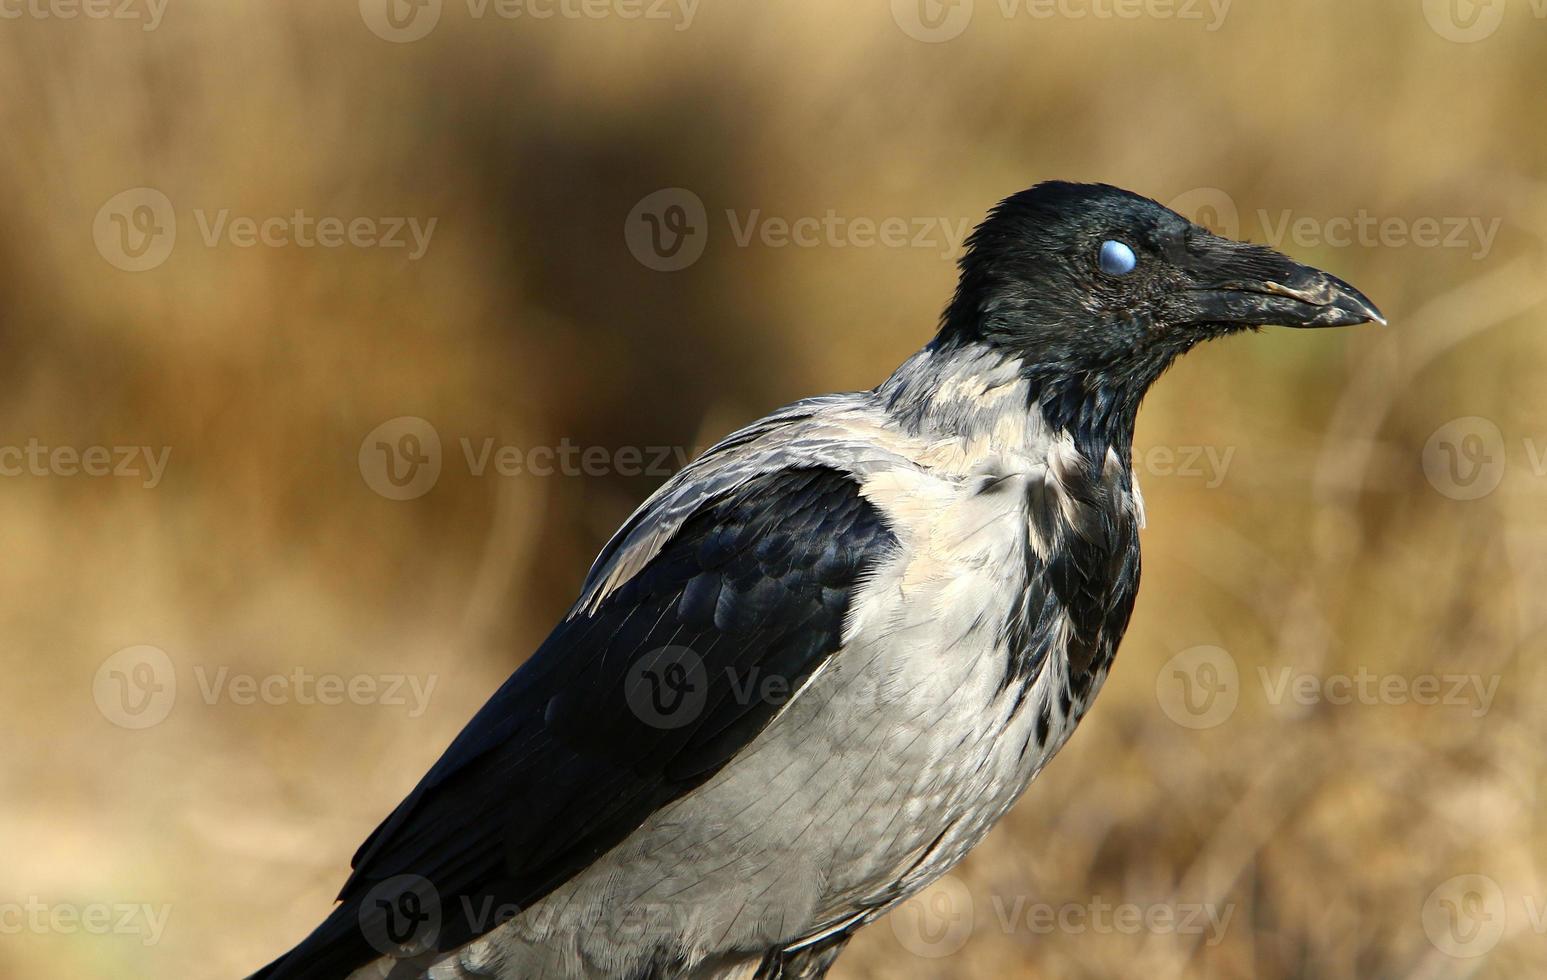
[256,183,1381,980]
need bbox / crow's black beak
[1172,239,1386,329]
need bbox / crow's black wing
[254,466,896,980]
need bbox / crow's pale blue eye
[1098,239,1137,276]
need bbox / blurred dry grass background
[2,1,1546,977]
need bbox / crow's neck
[876,335,1149,469]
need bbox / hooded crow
[254,181,1384,980]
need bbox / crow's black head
[938,181,1384,444]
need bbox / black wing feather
[253,466,895,980]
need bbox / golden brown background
[2,1,1545,977]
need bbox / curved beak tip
[1260,274,1386,328]
[1337,284,1387,327]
